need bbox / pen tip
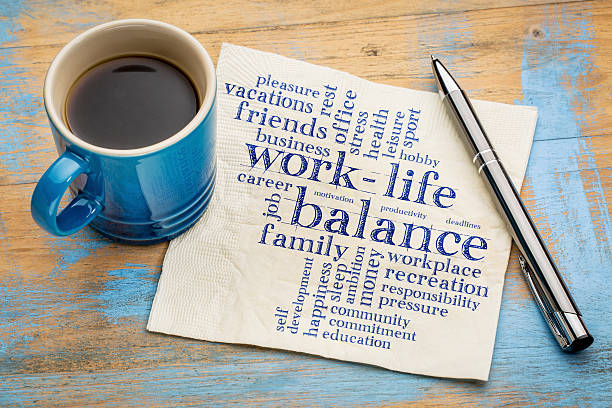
[430,54,436,61]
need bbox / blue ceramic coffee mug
[31,19,216,244]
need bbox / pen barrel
[443,89,593,351]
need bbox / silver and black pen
[431,56,593,352]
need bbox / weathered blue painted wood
[0,1,610,406]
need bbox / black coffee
[66,56,198,150]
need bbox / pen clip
[518,254,570,349]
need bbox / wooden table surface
[1,0,610,406]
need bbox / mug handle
[31,150,103,236]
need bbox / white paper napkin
[147,43,537,381]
